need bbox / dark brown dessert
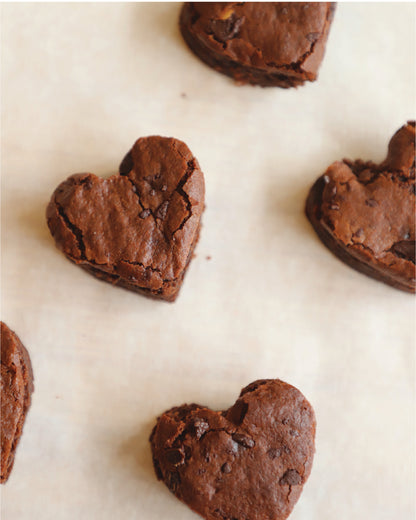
[180,2,336,87]
[306,121,416,293]
[47,136,205,302]
[150,379,316,520]
[1,322,34,483]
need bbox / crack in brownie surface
[306,121,416,292]
[46,136,205,301]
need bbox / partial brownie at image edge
[306,121,416,293]
[150,379,316,520]
[1,322,34,483]
[180,2,336,87]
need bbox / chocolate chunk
[306,121,416,293]
[1,322,34,483]
[280,469,302,486]
[165,448,185,467]
[221,462,232,474]
[46,136,205,302]
[150,379,316,520]
[391,240,416,264]
[267,448,281,460]
[180,3,335,88]
[210,14,244,42]
[232,433,255,448]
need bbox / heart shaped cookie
[47,136,205,301]
[180,2,335,87]
[150,379,316,520]
[1,322,34,483]
[306,121,416,293]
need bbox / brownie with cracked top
[150,379,316,520]
[180,2,336,87]
[306,121,416,293]
[1,322,34,483]
[46,136,205,302]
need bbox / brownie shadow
[117,417,202,518]
[117,418,156,482]
[17,197,54,249]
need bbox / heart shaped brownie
[150,379,316,520]
[306,121,416,293]
[1,322,34,483]
[47,136,205,301]
[180,2,335,88]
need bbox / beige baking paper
[1,3,415,519]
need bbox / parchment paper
[1,3,415,519]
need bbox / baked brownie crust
[306,121,416,293]
[46,136,205,302]
[1,322,34,483]
[150,379,316,520]
[180,2,335,87]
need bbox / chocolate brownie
[47,136,205,302]
[1,322,34,483]
[306,121,416,293]
[180,2,335,88]
[150,379,316,520]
